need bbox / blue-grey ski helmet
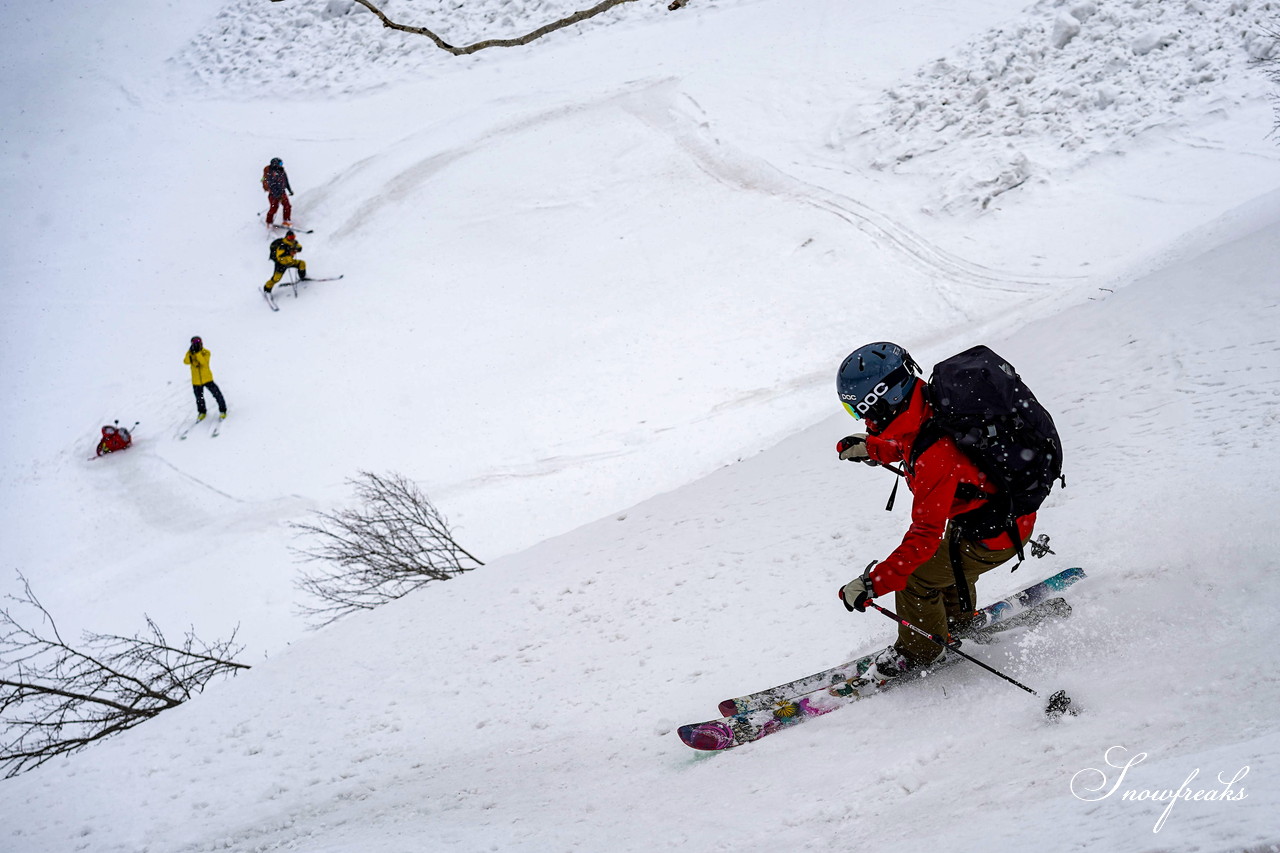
[836,342,921,426]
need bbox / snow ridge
[837,0,1280,212]
[171,0,726,98]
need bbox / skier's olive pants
[193,381,227,416]
[265,258,306,292]
[894,525,1027,665]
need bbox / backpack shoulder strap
[907,387,946,473]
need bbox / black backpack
[909,345,1064,555]
[268,237,284,261]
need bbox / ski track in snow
[323,73,1026,293]
[626,81,1084,294]
[320,73,1075,341]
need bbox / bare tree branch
[268,0,686,56]
[0,574,249,778]
[292,471,483,628]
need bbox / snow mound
[170,0,723,98]
[836,0,1280,213]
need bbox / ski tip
[717,699,739,717]
[678,721,735,751]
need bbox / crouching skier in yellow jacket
[264,230,306,295]
[183,336,227,421]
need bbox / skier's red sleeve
[866,444,961,595]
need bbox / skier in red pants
[262,157,294,226]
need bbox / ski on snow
[268,276,345,307]
[678,567,1086,751]
[268,222,313,233]
[178,415,225,439]
[717,567,1083,716]
[179,419,205,439]
[280,275,344,298]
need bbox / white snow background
[2,0,1280,849]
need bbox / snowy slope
[5,192,1279,852]
[2,0,1280,849]
[3,0,1118,650]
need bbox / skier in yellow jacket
[183,336,227,421]
[264,230,307,294]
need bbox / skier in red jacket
[96,423,134,456]
[833,342,1034,680]
[262,157,293,226]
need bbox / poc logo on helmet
[853,381,891,414]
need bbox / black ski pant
[193,381,227,415]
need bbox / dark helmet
[190,336,202,347]
[836,342,922,428]
[270,157,282,167]
[285,229,295,239]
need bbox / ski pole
[867,601,1074,717]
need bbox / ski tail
[677,721,735,751]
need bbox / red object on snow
[96,425,133,456]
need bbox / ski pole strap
[1009,521,1026,566]
[867,602,1038,696]
[948,525,973,614]
[882,462,905,512]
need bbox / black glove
[839,562,877,613]
[837,434,874,464]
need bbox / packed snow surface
[2,0,1280,850]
